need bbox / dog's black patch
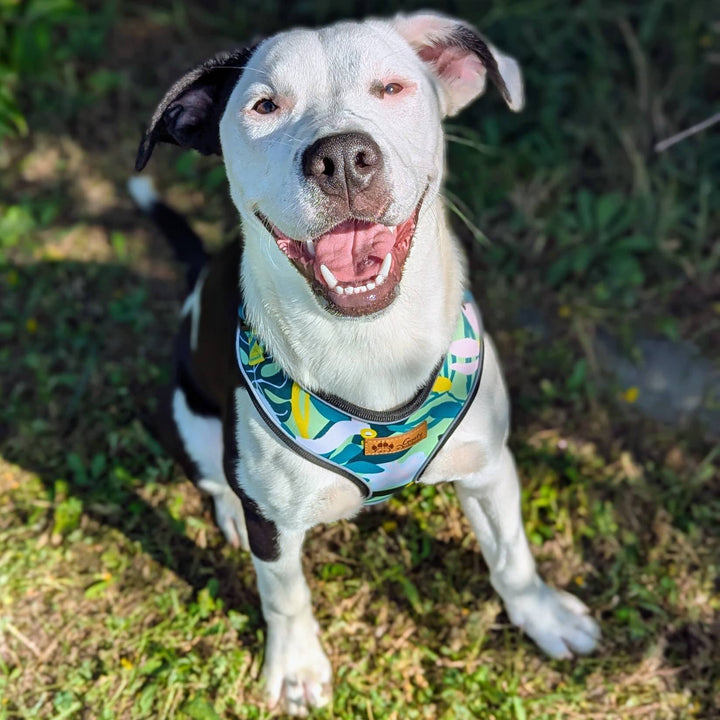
[150,385,203,483]
[234,486,281,563]
[148,201,209,290]
[174,317,222,418]
[177,358,222,418]
[222,388,280,562]
[136,45,257,171]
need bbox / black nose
[302,132,384,200]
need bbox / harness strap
[236,292,484,505]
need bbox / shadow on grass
[0,258,500,626]
[0,259,261,616]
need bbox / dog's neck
[239,197,467,411]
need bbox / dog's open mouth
[256,195,424,317]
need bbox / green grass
[0,0,718,718]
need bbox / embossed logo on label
[363,421,428,456]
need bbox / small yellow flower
[120,658,134,670]
[382,520,397,533]
[25,318,38,333]
[622,386,639,403]
[101,571,112,582]
[622,385,640,403]
[574,575,585,586]
[557,304,572,318]
[6,269,19,287]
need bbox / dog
[129,12,599,715]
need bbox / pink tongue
[314,220,395,284]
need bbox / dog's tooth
[335,286,344,295]
[380,253,392,277]
[375,253,391,286]
[387,225,396,232]
[320,264,338,289]
[358,285,367,293]
[366,281,375,290]
[307,239,315,257]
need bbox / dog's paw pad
[505,584,600,659]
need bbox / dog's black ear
[135,46,256,172]
[393,13,524,117]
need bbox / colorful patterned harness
[236,292,484,505]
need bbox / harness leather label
[364,421,427,456]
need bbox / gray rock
[595,332,719,435]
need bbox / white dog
[129,12,599,715]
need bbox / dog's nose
[302,132,384,202]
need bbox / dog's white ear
[135,46,256,171]
[393,12,524,116]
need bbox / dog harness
[236,292,484,505]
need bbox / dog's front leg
[251,526,332,715]
[456,445,600,658]
[223,396,333,714]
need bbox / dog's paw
[504,582,600,659]
[198,479,249,551]
[263,612,332,716]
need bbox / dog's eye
[383,83,403,96]
[253,98,279,115]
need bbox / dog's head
[136,13,523,317]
